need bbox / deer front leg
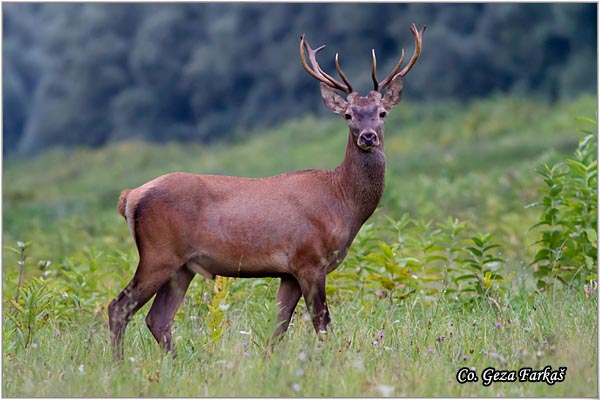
[296,269,331,335]
[273,275,302,338]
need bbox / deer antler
[300,34,353,94]
[373,24,426,92]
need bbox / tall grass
[2,286,596,397]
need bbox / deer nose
[358,131,379,148]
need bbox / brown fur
[117,189,131,219]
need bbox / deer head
[300,24,426,152]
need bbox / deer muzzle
[357,130,380,150]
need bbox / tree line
[4,3,596,156]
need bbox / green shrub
[5,277,53,352]
[528,118,597,289]
[330,214,507,307]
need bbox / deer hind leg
[272,275,302,339]
[145,266,195,353]
[296,269,331,335]
[108,257,180,360]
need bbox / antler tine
[300,35,352,94]
[377,48,404,92]
[371,49,378,91]
[300,35,327,83]
[335,53,353,94]
[315,55,348,93]
[308,46,337,87]
[397,24,426,78]
[378,23,426,92]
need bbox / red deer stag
[109,24,425,358]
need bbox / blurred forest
[3,2,597,156]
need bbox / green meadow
[3,94,597,397]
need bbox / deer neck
[335,132,386,225]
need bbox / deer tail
[117,189,132,219]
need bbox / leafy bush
[5,277,53,352]
[4,242,53,352]
[330,214,507,307]
[528,118,598,289]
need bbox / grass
[2,93,598,397]
[2,288,596,397]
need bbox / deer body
[120,144,383,279]
[109,25,424,358]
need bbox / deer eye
[344,113,352,120]
[379,111,387,118]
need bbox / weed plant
[528,119,597,289]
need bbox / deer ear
[320,83,348,115]
[382,75,403,110]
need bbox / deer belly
[186,247,291,278]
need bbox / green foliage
[5,277,53,352]
[247,293,283,349]
[52,247,121,321]
[5,241,31,301]
[204,276,232,350]
[528,119,598,289]
[455,233,505,295]
[330,215,506,306]
[4,243,54,353]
